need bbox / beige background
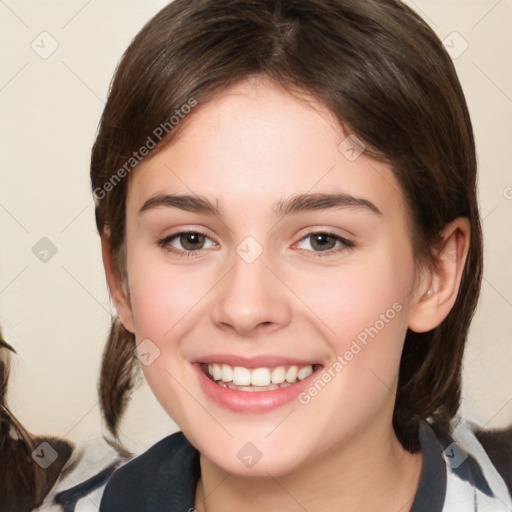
[0,0,511,454]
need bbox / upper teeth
[207,363,313,387]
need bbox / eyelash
[157,231,355,258]
[157,229,214,258]
[295,232,355,258]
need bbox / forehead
[127,78,404,219]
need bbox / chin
[186,425,315,477]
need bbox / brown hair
[0,329,73,510]
[91,0,482,451]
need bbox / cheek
[289,247,414,411]
[292,267,412,446]
[124,251,212,422]
[291,250,413,349]
[126,248,212,340]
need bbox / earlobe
[408,218,470,333]
[100,232,135,333]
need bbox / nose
[211,249,292,337]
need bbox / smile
[201,363,317,392]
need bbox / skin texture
[102,77,470,511]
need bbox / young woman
[90,0,511,510]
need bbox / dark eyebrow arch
[273,193,382,216]
[139,194,219,215]
[139,192,382,217]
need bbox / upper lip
[193,354,321,368]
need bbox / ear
[100,232,135,333]
[408,217,470,333]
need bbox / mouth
[200,362,322,392]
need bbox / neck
[194,420,423,512]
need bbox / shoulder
[100,431,199,512]
[35,437,121,511]
[429,417,512,511]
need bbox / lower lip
[194,363,321,413]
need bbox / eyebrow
[274,193,382,216]
[139,194,220,215]
[139,192,382,216]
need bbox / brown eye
[309,233,337,251]
[179,232,206,250]
[295,232,354,254]
[158,231,216,253]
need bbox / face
[120,78,421,476]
